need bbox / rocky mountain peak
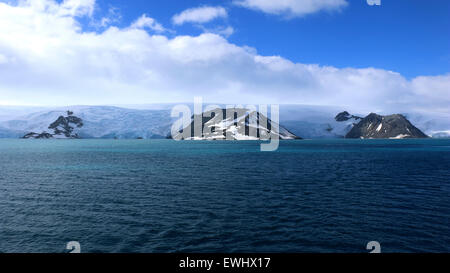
[171,108,301,140]
[346,113,428,139]
[49,114,83,138]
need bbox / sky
[0,0,449,114]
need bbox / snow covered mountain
[280,107,450,139]
[171,108,301,140]
[0,104,448,139]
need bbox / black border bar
[0,253,445,272]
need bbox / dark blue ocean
[0,139,449,253]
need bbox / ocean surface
[0,139,449,253]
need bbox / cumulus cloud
[172,6,228,25]
[410,75,450,113]
[234,0,348,17]
[0,0,448,116]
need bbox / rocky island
[345,113,428,139]
[171,108,301,140]
[22,111,84,139]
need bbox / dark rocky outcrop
[346,113,429,139]
[22,132,54,139]
[335,111,362,122]
[22,111,83,139]
[48,112,83,138]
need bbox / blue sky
[0,0,449,113]
[90,0,450,79]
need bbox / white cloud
[130,14,166,32]
[0,0,448,117]
[234,0,348,17]
[172,6,227,25]
[18,0,96,17]
[59,0,95,17]
[198,26,235,38]
[215,26,234,37]
[410,75,450,113]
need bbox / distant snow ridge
[171,108,301,140]
[403,112,450,138]
[1,106,173,139]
